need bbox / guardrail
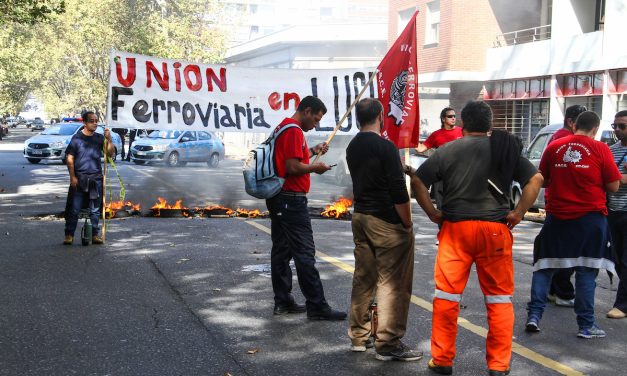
[494,25,551,47]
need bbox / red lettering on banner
[173,62,182,92]
[115,57,136,87]
[206,67,227,92]
[283,93,300,110]
[146,61,170,91]
[268,92,281,110]
[184,65,202,91]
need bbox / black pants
[608,210,627,312]
[549,268,575,300]
[266,194,327,310]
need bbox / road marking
[243,220,583,376]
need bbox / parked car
[524,121,617,209]
[31,118,45,132]
[129,130,225,167]
[6,117,18,128]
[23,122,122,164]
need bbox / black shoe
[428,358,453,375]
[273,302,306,315]
[307,306,347,320]
[488,369,510,376]
[375,342,423,361]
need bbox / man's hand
[310,162,331,175]
[311,142,329,156]
[403,164,416,175]
[104,128,112,141]
[70,176,78,188]
[428,209,443,225]
[505,210,524,230]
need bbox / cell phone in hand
[329,163,337,168]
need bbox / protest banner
[107,50,377,135]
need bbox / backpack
[243,123,301,199]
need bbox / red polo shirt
[274,118,310,193]
[423,127,463,149]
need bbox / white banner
[107,50,378,135]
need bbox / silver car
[23,122,122,164]
[130,130,225,167]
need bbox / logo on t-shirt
[562,146,582,164]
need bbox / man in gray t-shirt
[406,101,543,375]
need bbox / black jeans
[608,210,627,312]
[266,194,327,311]
[549,268,575,300]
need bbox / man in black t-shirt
[346,98,421,361]
[63,111,114,245]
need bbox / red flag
[377,11,419,148]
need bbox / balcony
[493,25,552,47]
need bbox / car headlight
[152,144,168,152]
[50,141,65,149]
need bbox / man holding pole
[346,98,421,361]
[63,111,114,245]
[266,95,346,320]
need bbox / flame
[236,208,265,218]
[204,205,235,216]
[151,197,189,216]
[105,200,141,218]
[321,197,353,218]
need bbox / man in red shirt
[526,111,620,339]
[415,107,462,153]
[267,96,347,320]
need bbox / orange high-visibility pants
[431,220,514,372]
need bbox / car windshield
[148,130,182,139]
[41,124,80,135]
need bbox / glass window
[425,1,440,44]
[198,131,211,140]
[181,131,196,141]
[527,133,550,160]
[398,7,416,36]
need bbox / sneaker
[577,325,606,339]
[307,306,347,321]
[63,235,73,245]
[546,293,557,302]
[351,337,374,352]
[428,358,453,375]
[555,297,575,307]
[273,302,306,315]
[488,369,510,376]
[525,317,540,333]
[375,342,423,361]
[607,307,627,319]
[92,235,104,245]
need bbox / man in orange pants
[406,101,543,375]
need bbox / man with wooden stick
[63,111,114,245]
[266,96,346,320]
[407,101,542,375]
[346,98,421,361]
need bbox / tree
[0,0,66,25]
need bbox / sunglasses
[612,123,627,130]
[445,115,456,119]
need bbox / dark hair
[616,110,627,118]
[564,105,587,126]
[82,111,97,122]
[461,101,492,133]
[574,111,600,132]
[440,106,455,126]
[297,96,327,115]
[356,98,383,127]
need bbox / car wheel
[27,158,41,164]
[207,153,219,168]
[166,151,180,167]
[133,160,146,165]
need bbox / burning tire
[167,151,181,167]
[207,153,219,168]
[27,158,41,164]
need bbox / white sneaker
[351,337,374,352]
[555,297,575,307]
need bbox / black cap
[565,105,587,121]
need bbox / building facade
[389,0,627,144]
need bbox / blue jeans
[527,267,599,330]
[64,186,101,237]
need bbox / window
[527,133,550,160]
[425,1,440,45]
[181,131,196,141]
[398,7,415,36]
[595,0,605,31]
[320,7,332,18]
[198,131,211,140]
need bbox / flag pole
[313,69,378,163]
[102,139,107,243]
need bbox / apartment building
[390,0,626,144]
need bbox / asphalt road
[0,127,625,376]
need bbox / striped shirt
[607,142,627,211]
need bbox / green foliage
[0,0,227,118]
[0,0,66,25]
